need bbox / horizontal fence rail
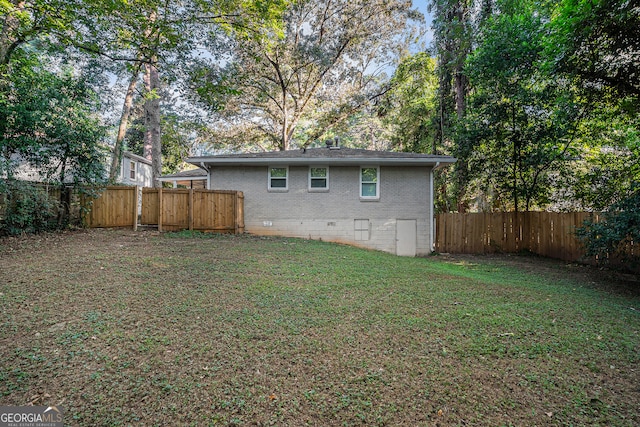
[435,212,597,262]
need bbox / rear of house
[188,146,455,256]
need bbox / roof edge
[186,156,457,167]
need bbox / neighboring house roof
[187,147,456,168]
[124,151,152,165]
[159,168,208,180]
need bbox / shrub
[0,180,59,235]
[576,188,640,270]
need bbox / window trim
[129,161,137,180]
[360,166,380,200]
[308,166,329,192]
[268,166,289,191]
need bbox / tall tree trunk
[143,64,153,161]
[109,68,139,182]
[453,0,469,119]
[144,59,161,187]
[454,71,467,118]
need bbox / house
[118,151,153,187]
[5,150,152,187]
[186,145,455,256]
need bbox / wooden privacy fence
[83,186,244,234]
[82,186,139,229]
[435,212,597,262]
[141,188,244,233]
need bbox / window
[129,161,136,180]
[360,166,379,199]
[268,166,288,190]
[309,167,329,190]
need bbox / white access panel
[396,219,417,256]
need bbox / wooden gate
[82,186,138,229]
[141,188,244,233]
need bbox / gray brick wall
[210,164,434,255]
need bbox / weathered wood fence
[435,212,597,262]
[83,186,244,234]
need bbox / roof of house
[187,147,456,168]
[159,168,208,180]
[124,151,152,165]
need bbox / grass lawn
[1,229,639,426]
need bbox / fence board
[435,211,599,262]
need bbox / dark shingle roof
[187,147,456,168]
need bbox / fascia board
[187,157,457,167]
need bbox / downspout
[200,162,210,190]
[429,162,440,253]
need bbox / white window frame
[268,166,289,191]
[308,166,329,191]
[360,166,379,200]
[129,161,137,180]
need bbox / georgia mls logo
[0,406,64,427]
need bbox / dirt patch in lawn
[1,229,639,426]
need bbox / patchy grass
[1,228,639,426]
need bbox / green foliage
[568,103,640,211]
[0,52,107,185]
[191,0,419,151]
[0,180,58,235]
[382,53,439,153]
[576,188,640,268]
[462,8,587,211]
[124,109,198,175]
[549,0,640,100]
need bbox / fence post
[133,186,138,231]
[158,187,163,232]
[236,191,245,234]
[188,189,194,231]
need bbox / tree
[192,0,419,151]
[576,187,640,269]
[0,51,107,228]
[0,0,83,66]
[546,0,639,211]
[124,105,201,176]
[0,53,107,184]
[428,0,474,212]
[380,52,439,154]
[463,8,587,212]
[550,0,640,101]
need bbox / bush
[0,180,59,235]
[576,188,640,270]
